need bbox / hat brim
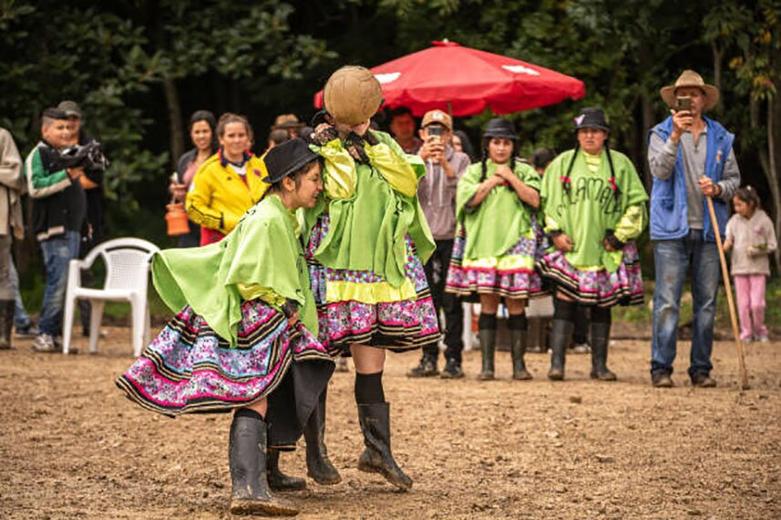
[660,83,720,111]
[575,123,609,132]
[483,131,518,141]
[422,121,452,131]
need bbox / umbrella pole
[705,194,749,389]
[447,101,452,118]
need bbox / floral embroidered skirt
[306,215,441,353]
[116,300,333,421]
[536,242,644,307]
[445,228,544,300]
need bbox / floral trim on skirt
[116,300,332,416]
[306,214,441,353]
[445,228,544,300]
[536,241,644,307]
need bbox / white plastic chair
[62,238,160,356]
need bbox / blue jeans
[38,231,81,336]
[9,258,31,328]
[651,230,721,378]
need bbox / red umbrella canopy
[314,40,586,117]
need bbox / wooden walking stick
[705,194,749,389]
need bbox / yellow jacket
[186,151,270,234]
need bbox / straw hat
[660,70,719,111]
[323,66,383,126]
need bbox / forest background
[1,0,779,311]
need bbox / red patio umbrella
[313,40,585,117]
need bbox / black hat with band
[263,138,320,184]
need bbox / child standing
[724,186,777,342]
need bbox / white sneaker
[31,334,59,353]
[757,335,770,343]
[572,343,591,354]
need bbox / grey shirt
[417,145,470,240]
[648,126,740,229]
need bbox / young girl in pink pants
[724,186,777,342]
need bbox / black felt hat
[483,118,518,140]
[263,138,319,184]
[573,107,609,132]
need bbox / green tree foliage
[0,0,334,219]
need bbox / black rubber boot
[357,402,412,491]
[478,328,497,380]
[304,388,341,485]
[228,412,299,516]
[510,328,532,380]
[0,300,14,350]
[267,448,306,492]
[589,321,617,381]
[548,319,573,381]
[407,346,439,377]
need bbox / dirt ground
[1,327,780,519]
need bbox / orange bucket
[165,203,190,236]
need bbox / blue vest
[648,116,734,242]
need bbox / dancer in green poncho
[117,139,334,517]
[305,66,440,492]
[445,118,543,380]
[538,107,648,382]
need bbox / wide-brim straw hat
[660,70,720,111]
[323,66,383,126]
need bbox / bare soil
[1,327,780,519]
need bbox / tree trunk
[163,77,184,171]
[641,91,655,190]
[753,96,781,274]
[767,95,781,273]
[711,42,722,112]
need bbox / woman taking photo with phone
[445,118,542,381]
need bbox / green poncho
[303,130,435,290]
[152,194,316,347]
[541,148,648,272]
[456,160,541,262]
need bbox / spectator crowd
[1,70,776,385]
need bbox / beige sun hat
[660,70,720,111]
[323,66,383,126]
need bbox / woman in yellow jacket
[186,113,269,245]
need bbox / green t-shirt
[456,160,541,261]
[541,148,648,271]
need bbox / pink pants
[733,274,768,340]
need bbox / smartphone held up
[675,96,692,112]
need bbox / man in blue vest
[648,70,741,388]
